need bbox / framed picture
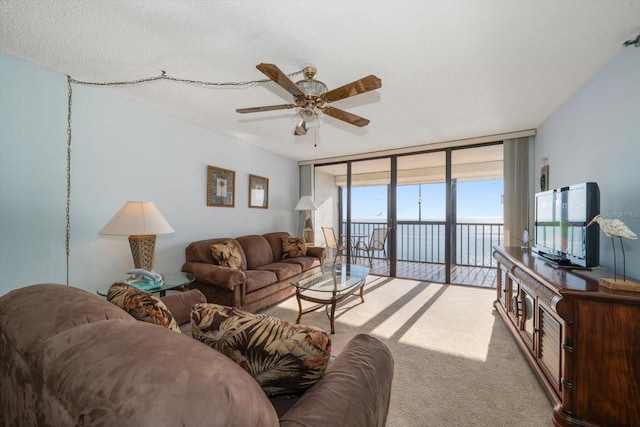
[207,165,235,207]
[248,174,269,209]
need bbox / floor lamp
[294,196,318,244]
[99,201,174,271]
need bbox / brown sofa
[182,231,326,312]
[0,284,394,427]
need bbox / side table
[97,272,195,297]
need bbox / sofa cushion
[160,289,207,326]
[281,236,307,259]
[263,231,291,262]
[244,269,279,293]
[236,234,274,269]
[257,262,302,282]
[191,303,331,397]
[282,256,321,271]
[107,283,181,333]
[210,240,243,269]
[185,237,247,270]
[279,334,394,427]
[0,283,134,355]
[32,317,281,426]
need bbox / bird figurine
[587,214,638,281]
[623,34,640,47]
[522,228,530,247]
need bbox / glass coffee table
[291,264,369,334]
[97,272,195,298]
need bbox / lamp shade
[99,201,174,236]
[294,196,318,211]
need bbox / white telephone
[125,269,163,290]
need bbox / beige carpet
[262,275,553,426]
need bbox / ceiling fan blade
[236,104,296,113]
[294,120,308,136]
[256,63,305,98]
[323,75,381,103]
[322,106,370,127]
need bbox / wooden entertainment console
[493,246,640,427]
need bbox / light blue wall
[3,48,638,293]
[535,48,640,279]
[0,54,299,296]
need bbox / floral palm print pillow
[191,303,331,397]
[107,282,181,333]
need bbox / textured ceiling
[2,1,639,162]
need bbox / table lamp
[294,196,318,243]
[99,201,174,271]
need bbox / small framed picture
[249,174,269,209]
[207,166,235,207]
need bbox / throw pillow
[210,240,242,269]
[107,282,181,333]
[191,303,331,397]
[281,236,307,259]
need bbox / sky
[345,179,504,223]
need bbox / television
[533,182,600,268]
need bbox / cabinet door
[572,300,640,425]
[520,287,536,351]
[497,265,509,310]
[508,275,520,323]
[537,301,562,394]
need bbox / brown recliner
[0,283,394,426]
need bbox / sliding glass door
[450,145,504,286]
[313,142,503,285]
[344,158,391,277]
[314,159,391,276]
[395,152,447,282]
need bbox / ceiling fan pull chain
[62,68,303,285]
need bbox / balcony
[340,220,502,288]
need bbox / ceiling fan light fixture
[295,79,328,96]
[306,115,320,129]
[302,108,320,127]
[294,119,307,136]
[300,107,315,120]
[292,108,320,135]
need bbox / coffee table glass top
[291,264,369,293]
[97,272,195,297]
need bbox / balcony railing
[342,221,503,268]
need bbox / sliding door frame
[321,140,503,283]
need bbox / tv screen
[534,182,599,268]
